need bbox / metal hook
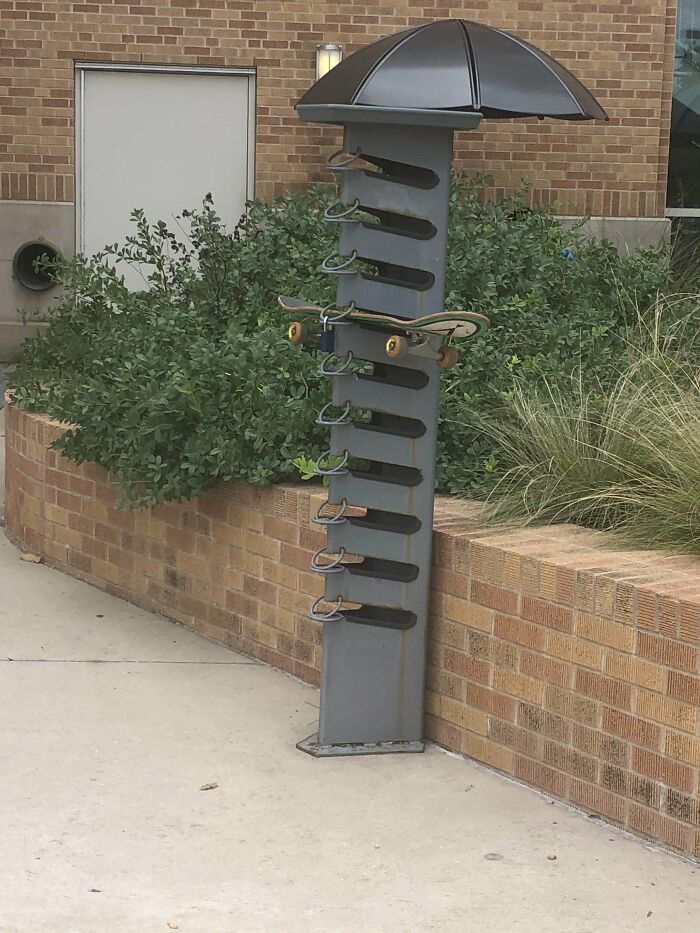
[319,352,354,376]
[320,251,358,275]
[315,448,349,476]
[316,401,351,426]
[324,199,361,223]
[313,498,349,525]
[326,147,362,171]
[309,595,345,622]
[311,546,347,573]
[320,302,356,327]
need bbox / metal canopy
[297,18,608,125]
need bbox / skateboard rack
[296,121,460,757]
[291,19,607,757]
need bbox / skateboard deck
[278,296,490,339]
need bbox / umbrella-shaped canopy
[297,19,607,127]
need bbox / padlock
[319,328,335,353]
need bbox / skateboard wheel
[385,335,408,359]
[438,346,459,369]
[288,321,309,345]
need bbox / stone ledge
[4,400,700,860]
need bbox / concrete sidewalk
[1,536,699,931]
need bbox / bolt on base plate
[297,733,425,758]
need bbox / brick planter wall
[5,401,700,859]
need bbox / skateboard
[279,296,490,368]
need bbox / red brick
[425,713,462,753]
[514,756,568,797]
[444,648,491,685]
[468,631,517,668]
[518,703,570,742]
[665,789,700,827]
[430,669,466,702]
[667,671,700,706]
[576,669,632,710]
[521,596,573,633]
[243,574,277,606]
[542,739,598,782]
[545,685,600,727]
[679,601,700,643]
[572,725,629,768]
[632,747,694,793]
[602,708,660,750]
[569,779,625,822]
[465,684,516,721]
[627,803,689,848]
[470,580,519,615]
[489,720,539,757]
[520,649,572,688]
[494,613,545,650]
[637,632,697,673]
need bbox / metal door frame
[74,61,256,254]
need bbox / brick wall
[5,400,700,859]
[0,0,677,215]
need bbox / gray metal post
[297,119,469,756]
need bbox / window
[668,1,700,213]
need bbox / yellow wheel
[438,346,459,369]
[288,321,309,345]
[385,334,408,359]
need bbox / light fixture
[316,42,343,80]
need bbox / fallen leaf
[21,553,42,563]
[199,782,218,791]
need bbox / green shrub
[437,183,671,494]
[10,194,332,506]
[9,179,672,507]
[481,310,700,555]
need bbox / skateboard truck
[385,333,458,368]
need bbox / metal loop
[319,352,354,376]
[320,302,356,326]
[313,498,349,525]
[311,546,346,574]
[309,595,345,623]
[321,251,358,275]
[324,199,361,223]
[315,448,350,476]
[326,147,362,171]
[316,401,351,426]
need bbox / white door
[78,66,254,282]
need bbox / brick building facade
[0,2,681,356]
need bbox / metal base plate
[297,733,425,758]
